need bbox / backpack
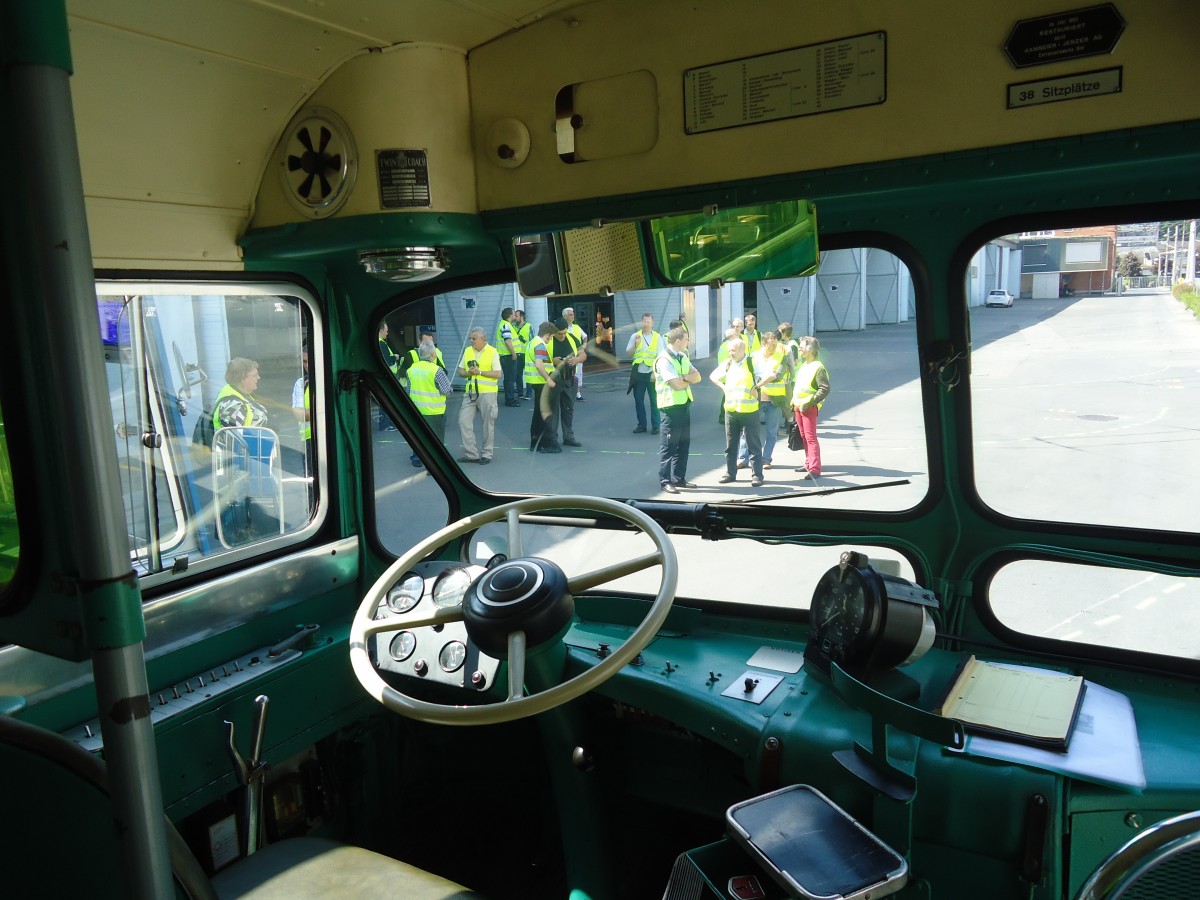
[192,409,215,449]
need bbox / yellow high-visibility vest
[631,331,661,367]
[793,359,829,410]
[718,358,758,413]
[655,352,694,409]
[758,348,788,397]
[462,344,501,393]
[407,361,446,416]
[524,336,548,385]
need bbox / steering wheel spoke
[568,550,665,594]
[360,604,464,639]
[506,507,523,559]
[350,495,677,725]
[505,630,527,701]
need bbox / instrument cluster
[369,562,501,691]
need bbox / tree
[1117,251,1143,278]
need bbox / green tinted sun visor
[514,199,818,298]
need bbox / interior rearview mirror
[514,199,818,298]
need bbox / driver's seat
[0,713,477,899]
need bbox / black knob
[414,659,428,676]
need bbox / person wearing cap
[562,307,588,401]
[545,316,586,448]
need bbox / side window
[99,283,321,586]
[968,221,1198,533]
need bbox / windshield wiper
[725,478,911,505]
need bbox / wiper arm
[725,478,911,505]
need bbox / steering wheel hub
[465,558,572,657]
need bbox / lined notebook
[936,656,1086,750]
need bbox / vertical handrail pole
[2,3,173,897]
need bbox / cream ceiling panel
[69,0,368,78]
[87,198,245,269]
[70,19,312,211]
[253,46,477,225]
[470,0,1200,210]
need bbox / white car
[986,289,1014,308]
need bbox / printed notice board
[684,32,886,134]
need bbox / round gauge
[388,631,417,662]
[810,564,874,662]
[386,573,425,614]
[438,640,467,673]
[806,551,937,678]
[432,567,473,609]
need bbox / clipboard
[936,655,1086,750]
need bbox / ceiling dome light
[358,247,449,283]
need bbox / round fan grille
[277,108,357,218]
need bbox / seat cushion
[211,836,479,899]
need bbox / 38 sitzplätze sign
[1004,4,1125,69]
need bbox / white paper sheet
[957,679,1145,793]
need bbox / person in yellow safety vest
[709,337,764,487]
[378,323,401,375]
[377,322,401,431]
[743,312,762,355]
[512,309,531,400]
[456,326,502,464]
[524,321,561,453]
[214,357,269,430]
[546,317,586,448]
[290,348,313,491]
[792,335,831,480]
[406,340,454,469]
[401,327,446,376]
[562,306,588,401]
[775,322,800,439]
[625,313,662,434]
[715,327,737,365]
[495,307,521,407]
[653,326,702,494]
[739,331,791,469]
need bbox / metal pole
[1187,221,1197,284]
[6,4,174,896]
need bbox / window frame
[95,278,328,592]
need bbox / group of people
[638,312,829,491]
[449,309,592,462]
[707,316,829,486]
[369,307,829,487]
[374,309,592,465]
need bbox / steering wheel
[350,495,678,725]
